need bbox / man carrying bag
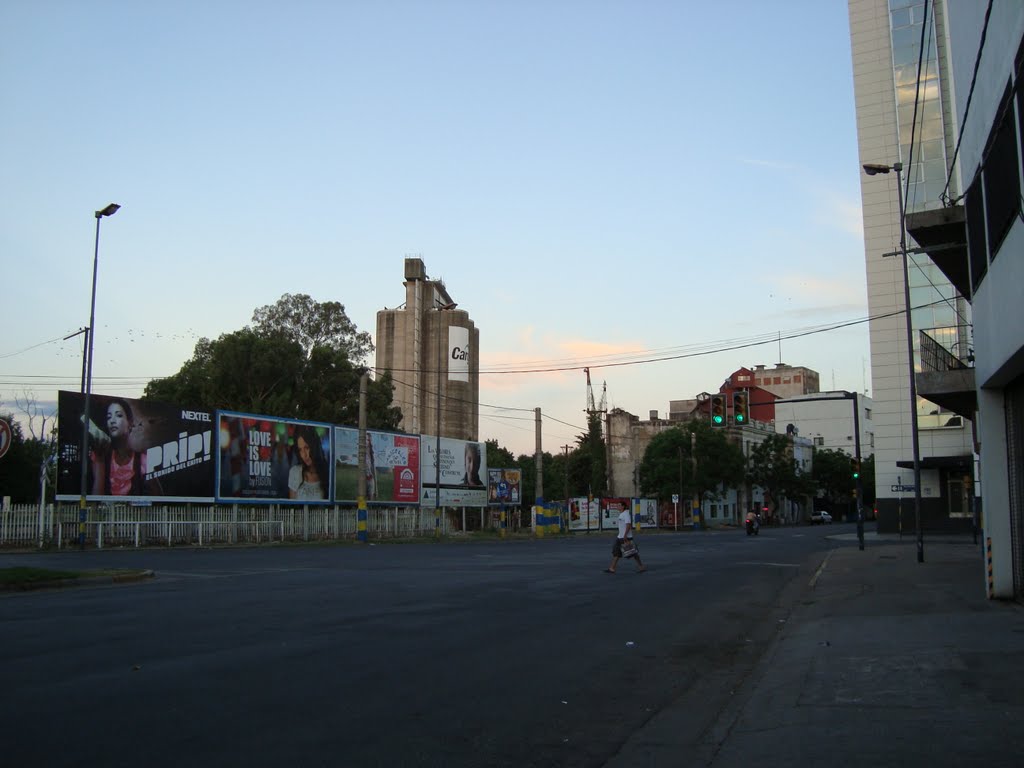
[605,506,646,574]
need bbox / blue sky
[1,1,870,456]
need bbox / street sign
[671,494,679,503]
[891,484,916,493]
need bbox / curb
[1,569,155,593]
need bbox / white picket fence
[0,503,465,549]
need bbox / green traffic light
[713,415,723,424]
[735,414,745,423]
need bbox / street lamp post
[863,162,924,563]
[78,203,120,547]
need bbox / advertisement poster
[56,390,215,502]
[634,498,658,529]
[600,497,631,531]
[487,467,521,505]
[420,435,488,507]
[448,326,470,382]
[217,412,332,503]
[334,427,420,505]
[567,497,600,531]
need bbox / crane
[584,368,607,419]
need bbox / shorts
[612,537,633,557]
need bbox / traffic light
[851,457,861,479]
[733,391,749,424]
[710,394,726,426]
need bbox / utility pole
[691,431,700,530]
[357,372,368,544]
[534,407,543,506]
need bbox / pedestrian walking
[606,507,646,573]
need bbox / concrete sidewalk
[620,534,1024,767]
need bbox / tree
[144,295,401,429]
[811,448,857,516]
[747,433,813,521]
[14,389,54,441]
[485,440,516,471]
[567,413,606,498]
[252,293,373,363]
[638,421,745,506]
[0,414,44,503]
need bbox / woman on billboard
[289,425,328,500]
[89,398,163,496]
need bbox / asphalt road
[0,526,838,768]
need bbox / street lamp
[862,161,924,563]
[78,203,120,547]
[433,301,457,532]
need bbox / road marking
[809,550,834,589]
[736,561,801,568]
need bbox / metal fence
[0,503,466,549]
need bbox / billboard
[449,326,470,382]
[600,497,631,531]
[487,467,522,505]
[567,497,600,531]
[334,427,420,505]
[56,391,215,502]
[634,498,658,528]
[420,436,488,507]
[217,412,332,503]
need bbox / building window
[966,175,987,294]
[773,377,782,385]
[794,375,802,383]
[982,81,1020,256]
[865,408,872,420]
[814,436,824,446]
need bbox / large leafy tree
[812,448,858,514]
[516,450,570,508]
[747,433,813,518]
[638,420,745,504]
[144,295,400,430]
[252,293,373,362]
[485,440,516,471]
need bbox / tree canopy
[0,414,53,504]
[638,420,745,504]
[747,433,813,517]
[144,294,400,429]
[252,293,373,363]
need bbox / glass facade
[888,0,970,429]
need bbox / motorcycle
[745,514,760,536]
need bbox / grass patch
[0,567,83,585]
[0,567,146,589]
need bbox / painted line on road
[809,549,834,589]
[736,562,801,568]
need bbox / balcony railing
[920,326,972,373]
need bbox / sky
[1,0,873,457]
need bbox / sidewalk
[622,534,1024,767]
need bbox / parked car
[810,510,833,524]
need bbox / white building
[926,4,1023,599]
[774,391,874,458]
[848,0,976,535]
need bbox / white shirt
[616,509,632,539]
